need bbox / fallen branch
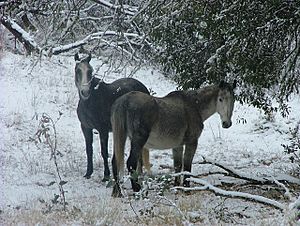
[196,156,300,186]
[174,178,285,210]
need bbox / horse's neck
[195,87,218,122]
[93,79,108,93]
[79,79,107,105]
[199,99,217,121]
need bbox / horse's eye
[219,98,223,102]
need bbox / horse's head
[74,53,93,100]
[216,80,237,128]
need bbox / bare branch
[49,30,146,56]
[90,0,138,16]
[174,178,286,210]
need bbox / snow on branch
[196,156,300,186]
[1,15,41,54]
[50,30,145,56]
[174,178,286,210]
[91,0,138,16]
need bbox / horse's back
[110,78,149,95]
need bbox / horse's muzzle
[222,121,232,128]
[80,89,91,100]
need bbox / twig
[272,177,294,202]
[155,195,189,222]
[35,112,67,210]
[128,199,143,223]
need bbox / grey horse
[111,80,236,197]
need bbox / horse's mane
[165,85,219,105]
[164,81,235,106]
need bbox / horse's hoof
[102,176,110,182]
[132,182,141,192]
[84,174,91,179]
[174,178,181,186]
[112,184,123,198]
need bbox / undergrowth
[282,120,300,177]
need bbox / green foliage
[139,0,300,116]
[135,174,173,200]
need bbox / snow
[0,51,299,225]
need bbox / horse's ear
[232,80,237,89]
[86,53,92,63]
[74,53,80,62]
[219,80,225,88]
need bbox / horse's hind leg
[137,147,151,176]
[99,129,110,182]
[112,155,122,197]
[172,146,183,186]
[127,132,149,192]
[137,148,151,175]
[142,148,152,175]
[183,141,198,187]
[111,123,127,198]
[81,125,93,179]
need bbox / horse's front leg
[81,124,93,179]
[127,132,149,192]
[99,129,110,182]
[172,146,184,186]
[183,141,198,187]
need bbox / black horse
[74,53,149,181]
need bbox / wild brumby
[74,53,150,181]
[111,80,237,197]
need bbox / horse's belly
[145,132,183,150]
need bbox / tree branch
[1,15,40,54]
[49,30,146,56]
[90,0,138,17]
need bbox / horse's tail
[111,98,128,180]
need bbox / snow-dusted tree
[2,0,300,114]
[0,0,150,61]
[138,0,300,116]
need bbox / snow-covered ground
[0,51,299,225]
